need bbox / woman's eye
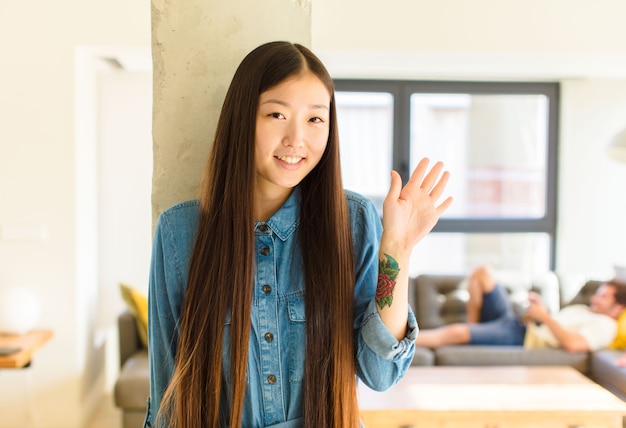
[269,112,284,119]
[310,116,324,123]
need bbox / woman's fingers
[388,157,452,216]
[385,170,403,204]
[429,169,450,200]
[402,158,450,204]
[418,161,445,194]
[403,158,446,191]
[402,158,430,194]
[435,195,454,215]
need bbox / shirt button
[264,332,274,342]
[262,285,272,294]
[267,374,277,384]
[258,224,268,232]
[261,246,270,256]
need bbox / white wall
[312,0,626,54]
[96,64,153,389]
[97,65,152,327]
[0,1,150,427]
[558,79,626,292]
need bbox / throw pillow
[610,310,626,350]
[120,283,149,348]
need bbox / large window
[334,80,559,276]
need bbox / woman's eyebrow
[260,98,288,107]
[312,104,330,111]
[260,98,329,110]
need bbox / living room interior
[1,1,626,427]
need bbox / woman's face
[254,71,330,201]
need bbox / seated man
[415,265,626,352]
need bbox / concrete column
[151,0,312,226]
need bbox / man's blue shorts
[467,284,527,346]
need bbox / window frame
[333,79,560,269]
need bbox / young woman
[145,41,452,428]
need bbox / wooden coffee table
[358,366,626,428]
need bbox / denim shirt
[145,188,417,428]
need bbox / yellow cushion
[610,310,626,349]
[120,283,149,348]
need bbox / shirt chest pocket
[287,296,306,383]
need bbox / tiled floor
[86,394,122,428]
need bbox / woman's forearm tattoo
[375,254,400,309]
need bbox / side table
[0,330,53,368]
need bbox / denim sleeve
[146,211,185,427]
[357,301,418,390]
[348,193,417,392]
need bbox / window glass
[409,233,551,277]
[410,93,549,219]
[333,80,558,271]
[335,91,393,210]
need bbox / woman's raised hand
[381,158,453,254]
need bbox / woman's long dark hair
[158,41,359,427]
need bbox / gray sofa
[113,273,626,427]
[410,273,626,401]
[114,311,149,428]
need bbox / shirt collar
[258,187,300,241]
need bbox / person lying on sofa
[414,265,626,352]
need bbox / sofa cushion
[114,350,150,410]
[591,349,626,401]
[410,275,468,329]
[434,345,589,373]
[411,346,435,366]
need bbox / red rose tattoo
[376,254,400,309]
[376,273,395,301]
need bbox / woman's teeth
[278,156,302,164]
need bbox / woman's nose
[283,122,304,147]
